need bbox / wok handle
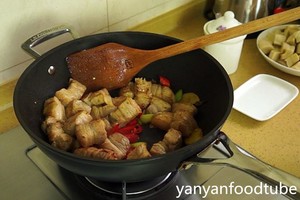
[21,25,79,59]
[180,132,300,199]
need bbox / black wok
[14,27,232,182]
[14,27,300,196]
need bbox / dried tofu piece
[286,33,296,45]
[284,25,300,37]
[296,43,300,54]
[268,49,281,61]
[295,31,300,43]
[258,39,274,54]
[280,42,295,60]
[273,34,286,46]
[291,61,300,70]
[285,53,299,67]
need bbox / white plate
[233,74,299,121]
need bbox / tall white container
[203,11,247,75]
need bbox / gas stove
[0,127,293,200]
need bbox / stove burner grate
[74,172,178,200]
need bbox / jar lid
[205,11,241,34]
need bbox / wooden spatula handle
[148,7,300,61]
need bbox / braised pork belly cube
[55,79,86,106]
[150,141,168,155]
[146,96,171,114]
[102,118,112,131]
[127,142,151,159]
[134,78,152,95]
[150,112,173,131]
[171,111,198,138]
[43,96,66,122]
[75,119,107,147]
[63,111,93,136]
[134,92,151,109]
[46,122,73,151]
[151,84,175,104]
[163,128,182,151]
[74,147,118,160]
[119,82,134,98]
[101,138,125,159]
[83,88,114,106]
[109,133,131,156]
[91,105,117,119]
[150,128,182,155]
[41,116,57,132]
[112,96,127,106]
[65,100,91,118]
[109,97,142,127]
[172,102,197,116]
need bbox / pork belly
[55,79,86,106]
[150,141,168,155]
[162,128,182,151]
[43,96,66,122]
[65,99,91,118]
[101,138,125,159]
[83,88,114,106]
[41,116,58,132]
[127,142,151,159]
[75,119,107,147]
[151,84,175,104]
[98,133,130,160]
[150,128,182,155]
[134,78,152,95]
[102,117,112,131]
[132,78,152,109]
[119,82,134,98]
[150,112,173,131]
[91,105,117,119]
[170,111,198,137]
[46,122,73,151]
[63,111,93,136]
[112,96,127,107]
[134,92,151,110]
[146,96,171,114]
[74,147,118,160]
[109,97,142,127]
[172,102,197,116]
[109,133,130,156]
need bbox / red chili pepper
[159,76,170,87]
[122,132,139,143]
[127,118,138,126]
[108,119,143,143]
[118,124,143,134]
[108,124,119,135]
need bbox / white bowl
[257,24,300,76]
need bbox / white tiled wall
[0,0,194,85]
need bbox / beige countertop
[1,0,299,178]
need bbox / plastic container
[203,11,247,74]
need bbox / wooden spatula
[67,7,300,91]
